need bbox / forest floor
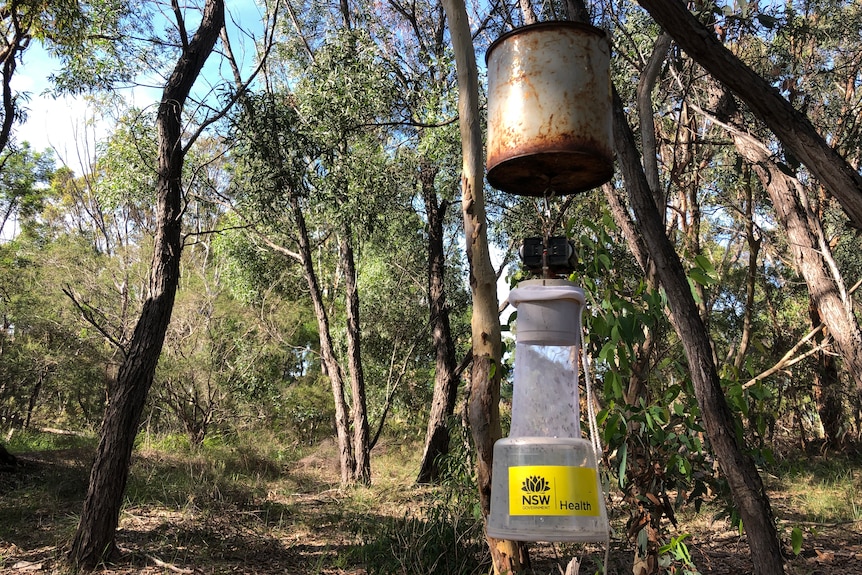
[0,436,860,575]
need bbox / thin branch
[183,0,280,152]
[742,336,830,390]
[249,227,302,261]
[181,221,255,247]
[285,0,314,62]
[62,287,128,357]
[359,116,459,130]
[743,276,862,389]
[171,0,190,50]
[369,337,421,451]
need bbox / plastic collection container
[487,280,608,542]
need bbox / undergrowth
[1,430,861,573]
[768,449,862,524]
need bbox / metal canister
[486,22,613,196]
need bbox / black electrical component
[519,236,576,276]
[520,237,545,271]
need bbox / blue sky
[13,0,267,175]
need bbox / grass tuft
[769,451,862,524]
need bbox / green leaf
[599,341,616,362]
[678,456,692,477]
[757,14,779,28]
[687,277,703,304]
[791,527,803,556]
[664,384,682,404]
[617,443,628,488]
[598,253,612,270]
[688,267,716,286]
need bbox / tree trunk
[24,368,45,429]
[637,31,672,219]
[440,0,529,571]
[291,195,355,484]
[417,162,459,484]
[733,168,760,373]
[68,2,225,568]
[611,85,786,575]
[809,299,845,445]
[716,91,862,398]
[635,0,862,229]
[608,31,669,573]
[341,228,371,484]
[0,38,18,157]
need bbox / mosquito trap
[484,18,613,549]
[487,279,608,542]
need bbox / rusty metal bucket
[486,22,613,196]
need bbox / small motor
[520,236,577,277]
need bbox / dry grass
[1,435,861,574]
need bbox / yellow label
[508,465,600,516]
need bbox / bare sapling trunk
[291,195,355,484]
[341,228,371,484]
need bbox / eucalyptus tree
[437,0,535,571]
[0,143,53,234]
[350,0,473,484]
[68,0,237,566]
[296,30,396,484]
[229,90,357,483]
[0,148,109,432]
[631,1,862,441]
[637,0,862,230]
[0,0,141,155]
[755,0,862,444]
[684,1,862,446]
[581,1,862,573]
[229,15,406,483]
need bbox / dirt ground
[0,447,860,575]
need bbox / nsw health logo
[520,475,552,507]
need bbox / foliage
[0,233,111,431]
[0,143,54,235]
[358,501,487,575]
[657,533,701,575]
[40,0,152,94]
[5,428,96,452]
[280,377,336,445]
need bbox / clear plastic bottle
[487,280,608,542]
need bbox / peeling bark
[441,0,529,570]
[715,91,862,398]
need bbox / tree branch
[636,0,862,228]
[62,287,128,357]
